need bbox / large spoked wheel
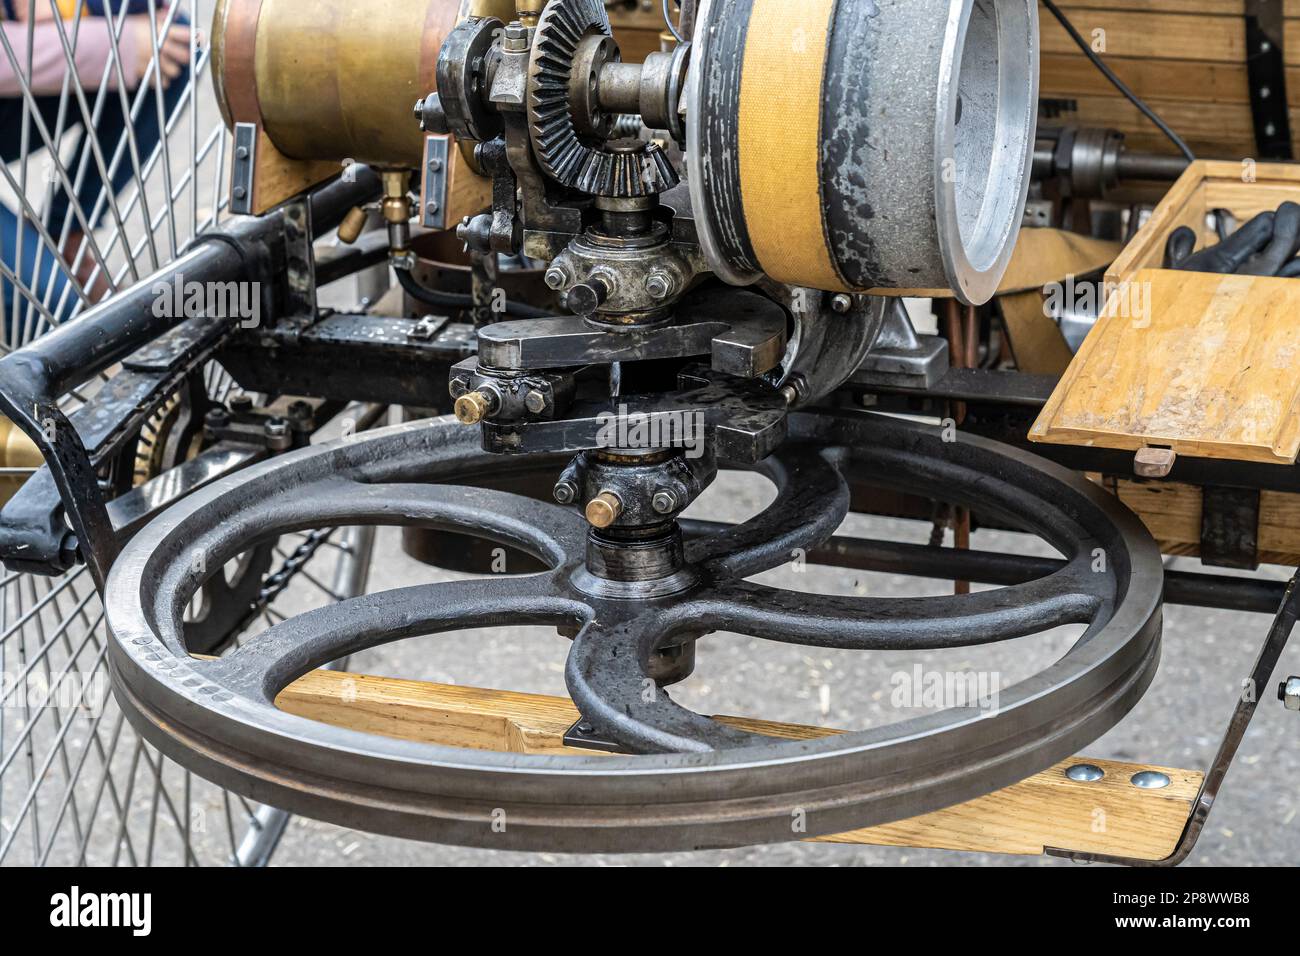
[105,410,1164,853]
[0,2,374,865]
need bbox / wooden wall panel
[1040,3,1300,159]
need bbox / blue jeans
[0,60,189,326]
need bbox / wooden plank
[248,128,340,216]
[1040,53,1263,107]
[275,670,1201,860]
[1031,267,1300,464]
[1110,478,1300,565]
[1042,10,1247,65]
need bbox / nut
[651,489,679,514]
[544,267,567,291]
[524,390,548,415]
[552,480,578,505]
[645,272,673,300]
[1280,676,1300,711]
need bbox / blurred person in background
[1,1,191,328]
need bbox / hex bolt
[454,390,496,425]
[263,417,291,451]
[524,390,548,415]
[585,491,623,528]
[1279,676,1300,711]
[448,376,470,399]
[552,479,578,504]
[780,384,800,406]
[645,272,673,300]
[831,293,853,313]
[229,393,253,413]
[544,267,567,291]
[651,488,679,514]
[204,406,230,428]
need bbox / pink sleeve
[0,18,141,98]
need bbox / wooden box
[1031,160,1300,466]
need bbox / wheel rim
[104,410,1164,853]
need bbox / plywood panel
[276,671,1201,861]
[1031,268,1300,464]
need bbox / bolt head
[524,390,547,415]
[264,417,289,438]
[1281,676,1300,711]
[552,480,577,505]
[645,272,673,300]
[651,489,678,514]
[544,267,567,291]
[831,293,853,313]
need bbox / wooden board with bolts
[274,669,1202,861]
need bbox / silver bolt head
[1065,763,1104,783]
[524,390,547,414]
[553,480,577,505]
[1130,770,1171,790]
[503,23,530,52]
[544,267,567,291]
[651,489,678,514]
[831,293,853,313]
[645,272,673,300]
[1280,676,1300,711]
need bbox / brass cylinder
[212,0,515,169]
[0,416,42,507]
[584,491,622,529]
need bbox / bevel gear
[526,0,679,197]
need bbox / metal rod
[680,521,1289,615]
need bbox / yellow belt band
[736,0,844,291]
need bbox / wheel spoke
[206,575,587,701]
[690,561,1107,651]
[685,446,849,582]
[565,617,760,753]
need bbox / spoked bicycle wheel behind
[0,0,377,866]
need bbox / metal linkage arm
[0,167,382,588]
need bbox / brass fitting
[380,170,412,224]
[454,391,495,425]
[0,415,42,506]
[584,491,622,529]
[337,206,368,244]
[515,1,545,27]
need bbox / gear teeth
[527,0,680,197]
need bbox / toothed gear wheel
[527,0,680,197]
